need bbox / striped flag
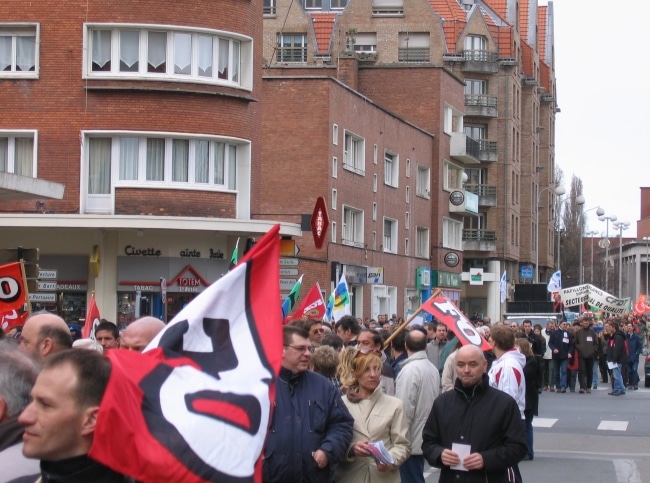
[281,275,303,320]
[229,238,240,271]
[331,273,351,322]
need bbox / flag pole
[19,259,32,316]
[382,288,442,349]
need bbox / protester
[356,329,395,395]
[514,338,539,461]
[395,330,439,483]
[0,341,40,480]
[606,321,628,396]
[336,351,411,483]
[425,324,447,372]
[389,330,408,377]
[120,316,165,352]
[422,345,527,482]
[95,322,120,352]
[304,319,326,347]
[574,318,598,393]
[336,316,361,347]
[624,322,642,390]
[548,320,574,393]
[17,313,73,362]
[9,349,130,482]
[263,326,353,482]
[310,345,341,389]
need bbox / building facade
[1,0,300,323]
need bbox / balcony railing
[478,140,498,162]
[398,48,430,63]
[464,94,498,118]
[464,184,497,206]
[450,133,480,164]
[462,229,497,251]
[462,50,498,62]
[461,50,499,74]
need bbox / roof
[311,13,337,54]
[428,0,467,53]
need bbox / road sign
[280,240,300,257]
[30,293,57,303]
[280,268,299,276]
[39,269,57,279]
[280,279,297,291]
[280,258,299,266]
[38,281,57,291]
[311,197,330,249]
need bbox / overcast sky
[551,0,645,238]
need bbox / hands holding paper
[441,446,484,471]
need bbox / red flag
[0,261,29,334]
[286,283,325,323]
[82,293,101,339]
[90,225,283,483]
[419,293,492,351]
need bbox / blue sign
[520,264,534,281]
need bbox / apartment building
[262,0,557,320]
[0,0,300,323]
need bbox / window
[373,174,378,192]
[384,151,398,187]
[332,156,338,178]
[416,165,430,198]
[372,0,403,16]
[333,124,338,145]
[443,104,463,135]
[342,206,364,247]
[373,144,378,164]
[354,33,377,53]
[277,33,307,63]
[304,0,322,9]
[263,0,276,15]
[405,211,410,229]
[343,131,365,174]
[464,35,488,60]
[86,25,249,88]
[404,238,409,256]
[416,226,429,258]
[332,189,337,210]
[405,158,410,177]
[398,33,429,63]
[405,186,410,203]
[330,0,349,9]
[443,217,463,250]
[465,124,486,142]
[443,161,464,191]
[372,231,377,250]
[372,202,377,221]
[465,79,486,96]
[331,221,337,242]
[0,132,36,177]
[88,134,239,189]
[0,25,38,76]
[383,218,397,253]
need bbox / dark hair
[283,325,309,346]
[321,333,343,351]
[390,330,407,352]
[303,319,323,332]
[42,349,111,408]
[95,321,119,339]
[489,325,515,351]
[405,330,427,352]
[335,315,360,335]
[359,329,383,347]
[610,321,620,331]
[38,325,73,351]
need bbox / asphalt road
[425,372,650,482]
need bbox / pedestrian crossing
[533,418,629,431]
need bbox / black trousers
[578,356,594,389]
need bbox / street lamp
[612,220,630,298]
[557,194,585,274]
[588,230,599,284]
[579,206,605,285]
[644,236,650,299]
[535,184,566,282]
[599,214,618,293]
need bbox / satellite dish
[598,238,610,249]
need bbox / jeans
[524,412,534,458]
[592,362,599,388]
[544,358,555,387]
[612,364,626,393]
[399,454,425,483]
[578,356,594,389]
[554,358,568,390]
[627,359,640,387]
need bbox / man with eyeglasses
[304,319,326,347]
[263,325,353,483]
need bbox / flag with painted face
[89,226,283,483]
[419,293,492,351]
[331,273,351,322]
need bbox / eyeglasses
[311,328,325,334]
[284,344,315,353]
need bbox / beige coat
[335,386,411,483]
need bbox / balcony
[460,50,499,74]
[477,140,498,162]
[464,94,498,118]
[450,132,480,164]
[464,184,497,206]
[462,229,497,251]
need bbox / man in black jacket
[548,320,575,393]
[606,321,628,396]
[422,345,526,483]
[9,349,130,483]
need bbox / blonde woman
[336,346,358,392]
[336,350,411,483]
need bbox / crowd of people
[0,310,647,482]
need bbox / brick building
[261,0,558,321]
[0,0,300,324]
